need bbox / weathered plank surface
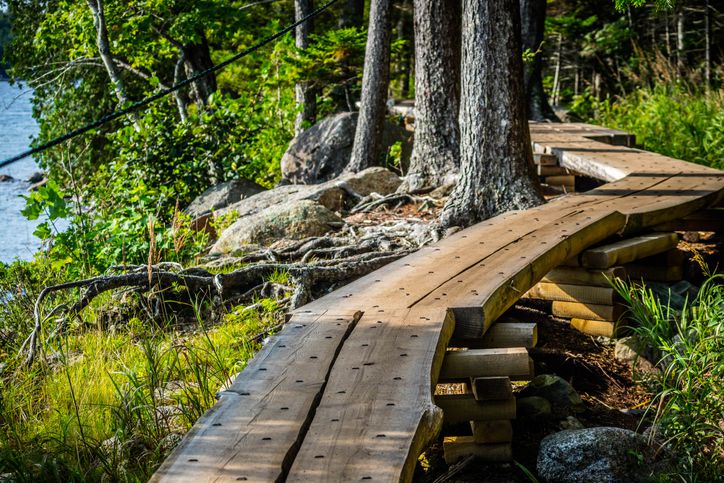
[154,123,724,482]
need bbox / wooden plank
[470,420,513,443]
[552,301,623,322]
[443,437,512,464]
[543,266,624,287]
[470,376,513,401]
[435,394,516,424]
[538,165,571,176]
[450,323,537,349]
[533,152,558,166]
[286,308,454,483]
[581,232,679,268]
[571,319,617,337]
[525,282,617,305]
[652,209,724,232]
[625,264,683,282]
[439,348,532,381]
[545,174,576,187]
[152,311,361,483]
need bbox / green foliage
[611,269,724,480]
[570,85,724,170]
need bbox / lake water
[0,81,43,264]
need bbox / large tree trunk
[440,0,543,229]
[399,0,461,192]
[519,0,558,121]
[295,0,317,135]
[345,0,392,173]
[339,0,365,28]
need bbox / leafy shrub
[570,85,724,170]
[611,269,724,480]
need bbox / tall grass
[0,261,282,481]
[611,268,724,481]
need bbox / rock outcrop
[537,427,671,483]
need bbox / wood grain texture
[570,318,617,337]
[525,282,617,304]
[581,232,679,268]
[542,266,625,287]
[153,123,724,482]
[552,301,623,321]
[439,348,532,381]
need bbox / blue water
[0,81,43,263]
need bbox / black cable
[0,0,340,169]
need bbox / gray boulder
[517,396,553,420]
[215,167,401,221]
[519,374,584,418]
[280,112,412,184]
[537,427,669,483]
[185,178,266,218]
[615,336,658,373]
[212,200,342,252]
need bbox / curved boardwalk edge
[152,123,723,482]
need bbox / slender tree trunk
[399,0,460,192]
[440,0,543,229]
[173,51,189,122]
[87,0,136,123]
[395,0,413,99]
[519,0,558,121]
[704,0,711,90]
[345,0,392,173]
[676,7,685,73]
[339,0,365,28]
[295,0,317,135]
[551,33,562,106]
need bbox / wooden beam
[470,420,513,444]
[652,209,724,232]
[439,348,532,381]
[625,264,683,282]
[545,175,576,187]
[533,152,558,166]
[581,232,679,268]
[552,301,623,322]
[538,165,571,176]
[570,318,617,337]
[470,376,513,401]
[525,282,617,305]
[435,394,516,424]
[542,266,624,287]
[450,323,537,349]
[443,437,512,464]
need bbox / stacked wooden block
[534,152,576,193]
[435,320,537,464]
[525,232,681,337]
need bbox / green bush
[570,85,724,170]
[611,268,724,481]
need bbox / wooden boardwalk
[152,123,723,482]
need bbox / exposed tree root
[20,248,411,366]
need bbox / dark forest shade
[520,0,559,121]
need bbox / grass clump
[611,266,724,481]
[0,259,282,481]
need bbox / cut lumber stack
[526,232,680,337]
[533,151,577,193]
[437,320,538,464]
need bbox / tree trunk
[339,0,365,28]
[519,0,558,121]
[182,35,217,108]
[345,0,392,173]
[399,0,460,192]
[295,0,317,135]
[87,0,136,119]
[440,0,543,229]
[676,7,685,72]
[395,0,413,99]
[174,51,190,122]
[704,0,711,90]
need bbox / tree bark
[182,35,217,108]
[345,0,392,173]
[87,0,138,128]
[295,0,317,135]
[399,0,461,192]
[339,0,365,28]
[395,0,413,99]
[173,51,190,122]
[675,7,685,72]
[440,0,543,229]
[519,0,558,121]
